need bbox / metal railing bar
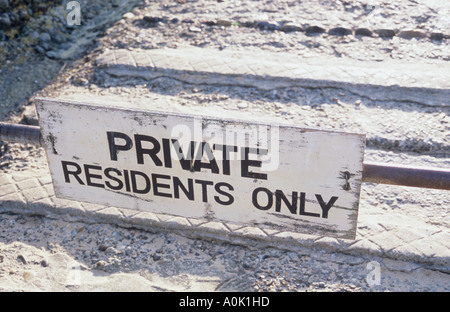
[1,122,449,190]
[0,122,42,146]
[362,162,450,191]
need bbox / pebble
[189,25,201,32]
[0,12,10,30]
[256,21,280,31]
[328,27,352,36]
[17,254,27,264]
[0,0,9,12]
[355,28,372,37]
[305,25,326,36]
[123,12,135,20]
[98,244,108,252]
[51,32,65,44]
[8,10,19,26]
[430,32,444,41]
[375,29,396,38]
[237,102,248,109]
[40,259,49,267]
[281,22,302,32]
[111,0,120,8]
[217,19,232,27]
[106,246,119,254]
[39,32,52,50]
[240,21,255,28]
[95,260,107,268]
[142,16,163,27]
[201,20,216,27]
[73,77,89,86]
[397,30,427,40]
[23,271,35,281]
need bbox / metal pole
[1,122,449,190]
[362,162,450,191]
[0,122,42,145]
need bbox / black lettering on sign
[152,174,172,198]
[105,132,269,180]
[62,161,85,185]
[104,168,123,190]
[275,190,298,214]
[252,187,339,219]
[107,132,133,161]
[252,187,273,210]
[195,179,214,203]
[130,170,151,194]
[299,192,320,218]
[173,176,194,200]
[161,138,172,168]
[315,194,338,219]
[84,164,104,188]
[193,142,219,174]
[214,182,234,206]
[123,169,131,192]
[213,144,238,175]
[61,158,339,219]
[171,139,196,171]
[241,147,268,180]
[134,134,162,166]
[59,161,237,207]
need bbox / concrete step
[96,48,450,107]
[0,164,448,271]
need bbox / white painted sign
[36,98,365,239]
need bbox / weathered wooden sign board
[36,98,365,239]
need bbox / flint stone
[281,22,302,32]
[142,16,163,27]
[256,21,280,31]
[328,27,352,36]
[355,28,372,37]
[0,12,10,30]
[217,19,232,27]
[375,29,396,38]
[397,30,427,39]
[305,25,325,36]
[430,32,444,41]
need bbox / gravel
[94,0,449,62]
[0,0,142,120]
[1,213,448,292]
